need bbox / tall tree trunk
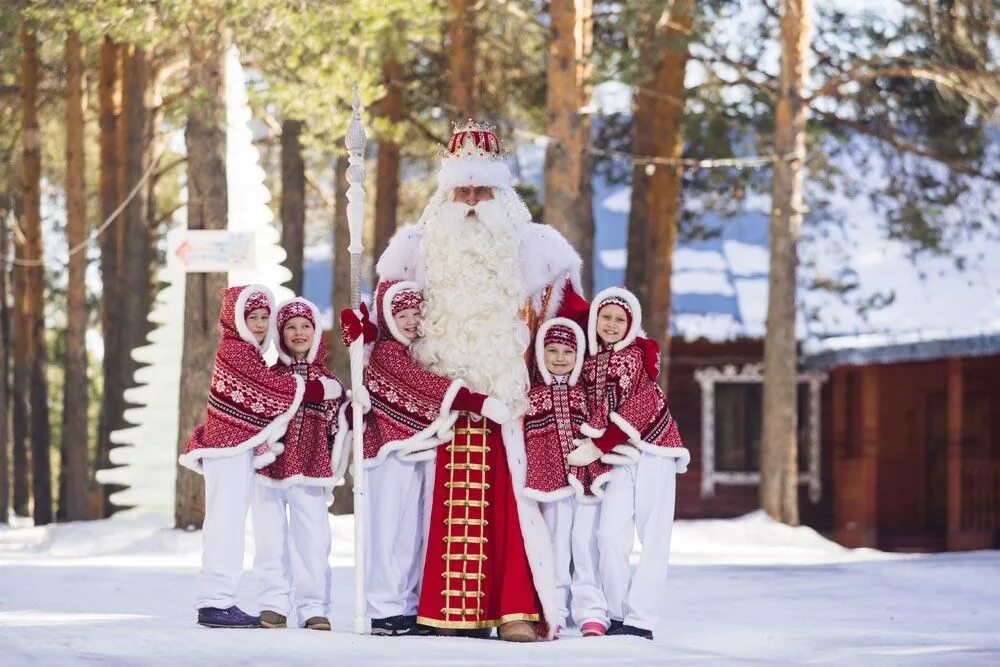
[544,0,595,294]
[0,200,10,523]
[761,0,811,526]
[175,24,228,529]
[625,91,654,306]
[643,0,693,389]
[448,0,477,122]
[120,44,151,401]
[374,59,404,260]
[21,29,52,526]
[96,35,124,518]
[330,155,354,515]
[280,118,305,295]
[10,187,29,517]
[63,31,90,521]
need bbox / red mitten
[636,336,661,381]
[592,422,629,454]
[339,302,378,346]
[452,387,487,414]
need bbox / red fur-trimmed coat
[256,341,349,489]
[180,285,305,474]
[582,343,690,471]
[524,377,613,502]
[362,337,463,467]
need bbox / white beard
[411,187,532,415]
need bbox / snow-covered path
[1,513,997,665]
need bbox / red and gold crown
[437,119,513,190]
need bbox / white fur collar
[376,222,583,307]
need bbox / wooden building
[668,333,1000,552]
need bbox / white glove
[319,377,342,400]
[480,396,513,425]
[348,385,372,413]
[566,438,602,467]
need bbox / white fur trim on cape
[579,422,606,439]
[234,284,276,351]
[522,483,575,504]
[607,411,690,473]
[177,374,306,474]
[501,421,558,640]
[330,401,352,485]
[534,317,585,387]
[437,157,513,191]
[566,469,614,504]
[273,297,324,365]
[369,379,465,468]
[588,286,642,355]
[376,222,583,313]
[380,280,423,346]
[252,449,277,469]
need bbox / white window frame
[694,363,827,503]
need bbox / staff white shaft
[344,87,367,635]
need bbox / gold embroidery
[445,499,489,508]
[442,589,484,598]
[444,535,487,544]
[416,613,543,631]
[443,571,485,580]
[445,462,490,472]
[454,426,491,435]
[445,481,490,491]
[447,444,489,454]
[442,553,487,561]
[445,517,487,526]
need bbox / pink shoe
[580,621,607,637]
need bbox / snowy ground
[1,512,998,666]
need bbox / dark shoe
[259,610,287,628]
[197,606,260,629]
[608,618,624,633]
[433,626,492,639]
[304,616,331,631]
[607,623,653,640]
[372,615,434,637]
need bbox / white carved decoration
[98,45,291,513]
[694,363,827,503]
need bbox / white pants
[196,450,254,610]
[597,455,677,632]
[252,484,332,623]
[540,497,607,630]
[364,453,430,619]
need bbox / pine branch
[810,59,1000,109]
[811,107,999,181]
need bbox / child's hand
[480,397,513,425]
[319,377,342,400]
[348,386,372,413]
[566,438,602,467]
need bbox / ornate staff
[345,87,367,635]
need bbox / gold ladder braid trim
[445,481,490,491]
[445,517,487,526]
[444,535,488,544]
[442,553,487,561]
[442,571,486,580]
[442,607,483,616]
[445,463,490,472]
[447,444,490,454]
[442,590,485,598]
[445,499,489,508]
[454,426,491,435]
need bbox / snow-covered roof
[588,139,1000,365]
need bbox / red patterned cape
[179,285,305,474]
[524,317,612,502]
[582,344,690,471]
[256,299,348,490]
[362,280,464,468]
